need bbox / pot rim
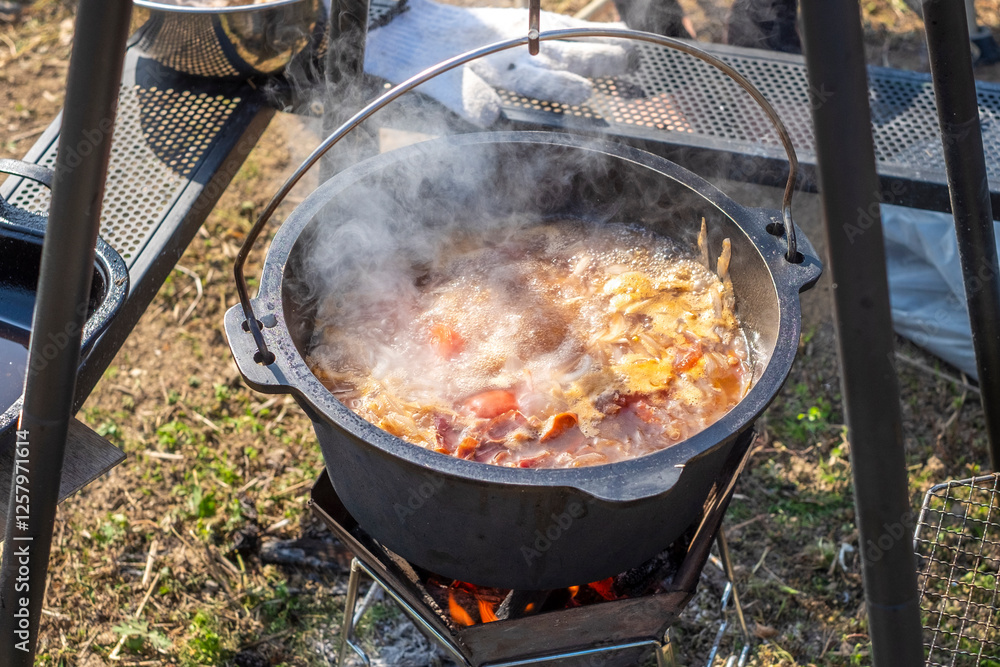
[0,216,130,433]
[231,131,821,502]
[134,0,310,14]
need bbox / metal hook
[528,0,540,55]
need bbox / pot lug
[224,303,294,394]
[751,207,823,294]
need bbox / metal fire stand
[0,2,133,664]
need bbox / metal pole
[321,0,371,180]
[798,2,925,665]
[0,0,132,663]
[922,0,1000,470]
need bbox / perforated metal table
[0,46,273,510]
[363,0,1000,214]
[492,40,1000,216]
[1,48,273,403]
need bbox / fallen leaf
[754,623,779,639]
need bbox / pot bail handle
[0,159,54,189]
[233,28,802,365]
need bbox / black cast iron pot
[225,131,821,589]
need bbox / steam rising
[260,7,786,468]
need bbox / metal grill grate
[915,474,1000,666]
[6,84,240,263]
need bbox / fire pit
[309,428,756,666]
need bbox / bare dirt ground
[4,0,1000,665]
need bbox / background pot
[132,0,323,79]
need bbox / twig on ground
[77,629,101,659]
[141,539,158,587]
[158,376,170,405]
[175,265,204,325]
[934,373,969,452]
[895,352,980,394]
[820,627,837,658]
[728,513,769,534]
[135,572,161,618]
[0,31,14,56]
[272,478,312,498]
[752,546,770,576]
[265,518,291,533]
[762,564,800,595]
[9,123,48,142]
[239,628,294,650]
[190,409,222,433]
[236,476,261,494]
[143,450,184,461]
[108,571,162,660]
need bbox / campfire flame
[477,598,499,623]
[444,578,621,626]
[448,590,475,627]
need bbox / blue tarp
[883,203,995,380]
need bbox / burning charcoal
[614,540,688,598]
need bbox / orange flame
[568,585,580,598]
[477,598,499,623]
[449,590,474,626]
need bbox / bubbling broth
[306,219,751,469]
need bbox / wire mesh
[915,474,1000,667]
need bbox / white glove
[362,0,631,127]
